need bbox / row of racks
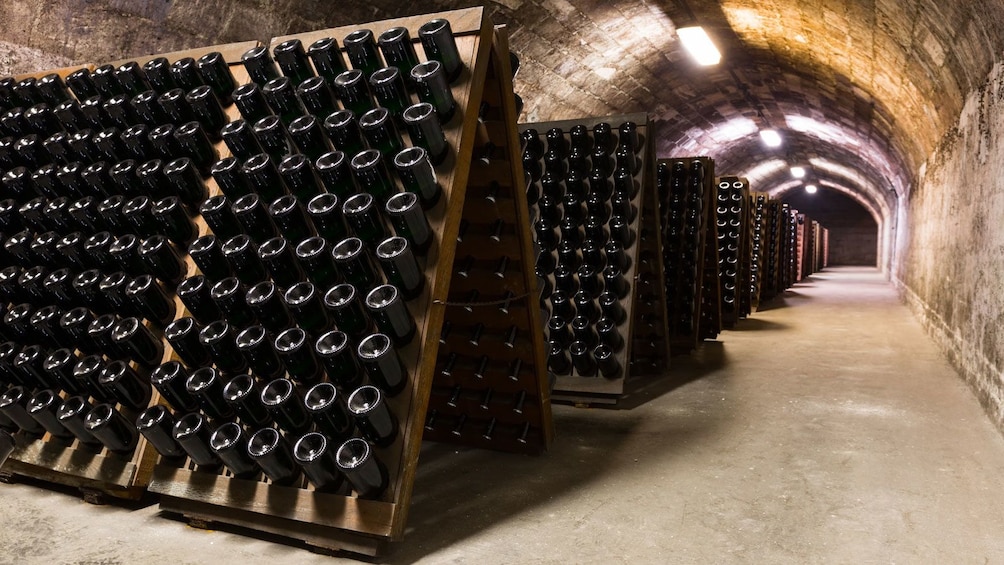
[0,5,824,558]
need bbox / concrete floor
[2,267,1004,564]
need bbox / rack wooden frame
[139,8,547,556]
[714,176,751,328]
[656,157,716,354]
[519,113,670,406]
[0,42,259,502]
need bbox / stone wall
[782,188,879,267]
[897,61,1004,430]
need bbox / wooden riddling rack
[814,222,828,272]
[134,8,550,556]
[794,212,820,281]
[820,225,830,268]
[713,176,752,329]
[424,28,553,450]
[656,157,721,354]
[518,113,670,406]
[0,46,281,500]
[748,192,769,311]
[756,200,798,304]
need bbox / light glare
[760,129,783,147]
[805,184,818,194]
[594,67,617,80]
[790,166,806,179]
[678,27,722,66]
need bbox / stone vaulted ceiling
[3,0,1002,230]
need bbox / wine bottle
[334,437,387,498]
[248,427,300,485]
[221,373,272,428]
[210,276,257,328]
[402,102,449,165]
[261,377,312,434]
[172,412,221,468]
[273,39,314,85]
[241,45,280,86]
[257,236,306,288]
[418,19,463,81]
[315,330,364,390]
[410,61,455,121]
[293,432,344,492]
[346,384,397,446]
[275,327,324,384]
[235,326,284,380]
[356,333,407,396]
[186,366,236,420]
[136,405,186,458]
[210,422,259,479]
[84,403,138,454]
[321,284,370,340]
[150,361,199,412]
[306,38,348,84]
[283,282,331,336]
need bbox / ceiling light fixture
[805,184,818,194]
[790,166,806,179]
[759,129,782,148]
[677,27,721,66]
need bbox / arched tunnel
[3,0,1004,561]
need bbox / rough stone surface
[4,0,1001,231]
[897,60,1004,433]
[3,269,1004,563]
[0,40,71,75]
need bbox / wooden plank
[159,496,385,556]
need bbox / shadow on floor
[386,405,722,564]
[754,294,789,311]
[615,341,729,410]
[729,317,790,332]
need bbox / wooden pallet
[518,113,670,406]
[423,27,553,448]
[146,8,549,555]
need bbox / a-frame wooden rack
[0,6,550,557]
[656,157,721,354]
[143,8,551,556]
[518,114,670,406]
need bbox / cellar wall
[781,189,878,267]
[897,60,1004,432]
